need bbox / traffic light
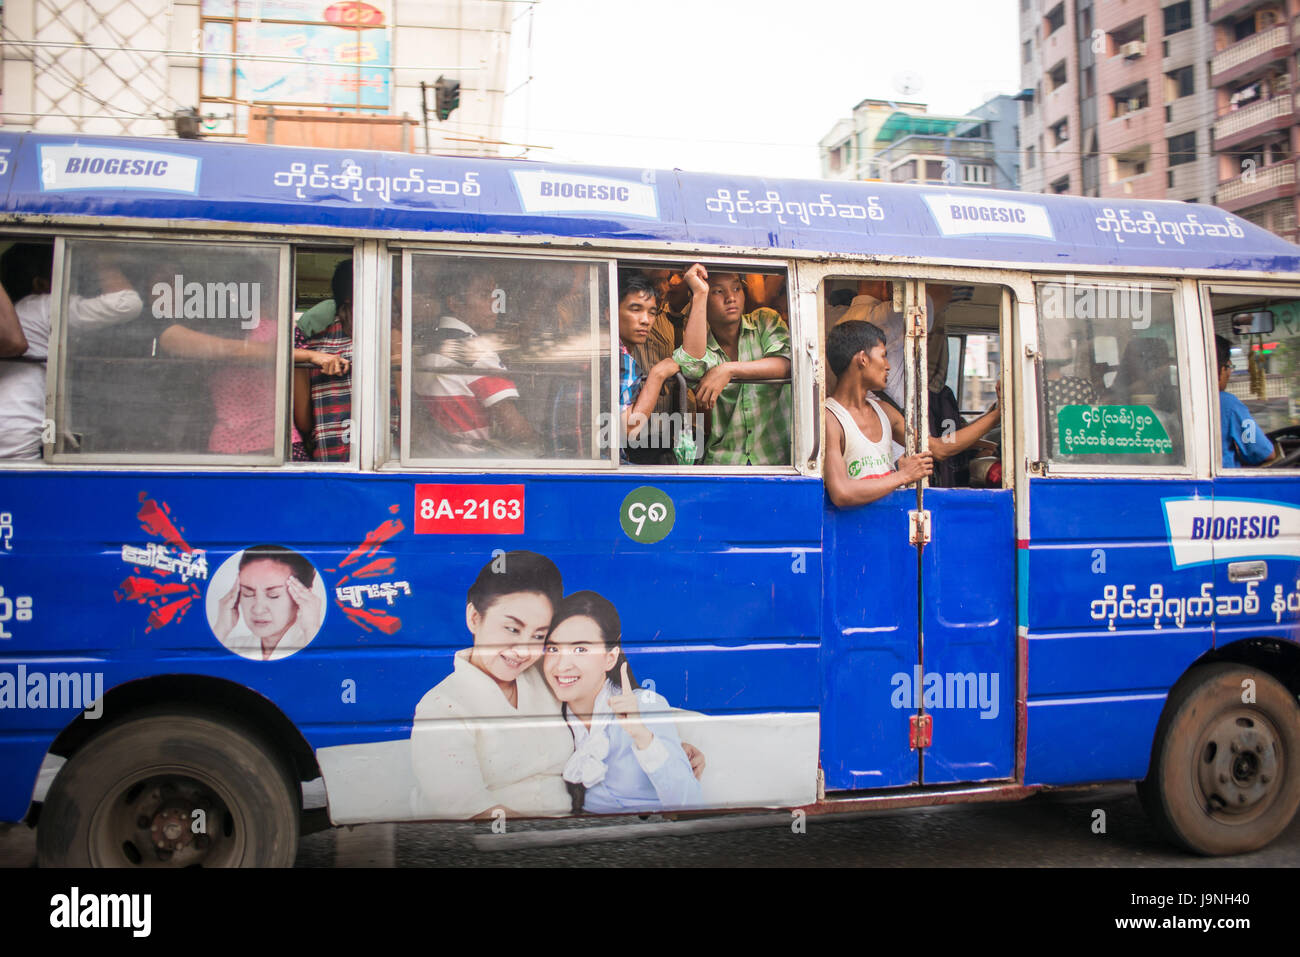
[434,76,460,121]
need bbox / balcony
[1216,159,1297,211]
[874,133,995,166]
[1210,25,1290,84]
[1213,93,1295,148]
[1210,0,1275,25]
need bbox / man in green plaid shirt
[672,265,791,465]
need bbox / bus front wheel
[1139,663,1300,856]
[36,710,300,867]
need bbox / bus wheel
[1139,663,1300,856]
[36,711,300,867]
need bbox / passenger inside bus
[0,241,143,459]
[616,271,680,461]
[1216,334,1277,467]
[409,268,537,458]
[292,256,353,462]
[672,265,792,466]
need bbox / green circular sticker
[620,486,675,544]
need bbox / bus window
[1036,281,1186,467]
[1209,290,1300,468]
[611,261,790,467]
[292,249,353,464]
[397,253,611,466]
[54,239,286,463]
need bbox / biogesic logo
[152,274,261,330]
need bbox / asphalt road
[3,784,1297,868]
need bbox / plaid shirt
[619,343,644,410]
[673,308,791,465]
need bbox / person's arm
[694,309,791,409]
[1234,403,1276,466]
[824,407,932,508]
[159,324,263,360]
[627,694,703,809]
[293,367,313,445]
[0,285,27,357]
[931,405,1000,462]
[66,266,143,329]
[622,357,679,444]
[678,263,711,362]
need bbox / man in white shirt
[0,243,143,458]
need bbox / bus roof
[2,130,1298,274]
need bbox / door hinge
[909,713,933,749]
[909,509,931,545]
[1027,459,1048,477]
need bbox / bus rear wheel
[36,710,300,867]
[1139,663,1300,856]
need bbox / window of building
[1168,131,1197,167]
[1166,65,1194,100]
[926,159,947,183]
[1111,80,1150,117]
[1163,1,1192,36]
[891,160,918,183]
[1234,15,1258,41]
[963,164,992,185]
[1111,17,1147,56]
[1082,65,1096,98]
[1045,2,1066,35]
[1049,60,1068,91]
[1112,145,1151,180]
[1050,175,1070,193]
[1026,145,1037,169]
[1050,118,1070,145]
[1024,39,1033,63]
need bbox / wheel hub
[1197,714,1280,816]
[94,773,231,866]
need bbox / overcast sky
[499,0,1021,179]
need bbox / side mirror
[1231,310,1274,335]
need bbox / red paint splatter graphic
[350,557,396,579]
[147,596,194,632]
[339,604,402,635]
[116,576,193,603]
[136,493,193,553]
[339,518,404,568]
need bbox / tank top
[826,396,894,480]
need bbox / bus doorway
[819,276,1016,792]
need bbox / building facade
[819,95,1019,190]
[0,0,515,155]
[1019,0,1300,243]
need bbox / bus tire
[36,710,300,868]
[1138,663,1300,856]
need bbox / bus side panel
[1210,476,1300,651]
[821,490,919,791]
[1024,478,1215,785]
[919,488,1015,784]
[0,472,825,822]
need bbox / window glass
[1037,282,1185,466]
[399,254,610,465]
[1210,291,1300,468]
[56,239,283,461]
[292,248,353,463]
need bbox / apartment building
[1020,0,1216,202]
[819,95,1019,189]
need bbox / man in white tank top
[824,321,1001,508]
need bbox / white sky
[499,0,1021,179]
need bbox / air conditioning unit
[1120,40,1146,59]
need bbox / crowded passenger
[411,270,536,457]
[672,264,792,466]
[824,321,1000,507]
[0,243,143,459]
[293,259,353,462]
[616,272,679,458]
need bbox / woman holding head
[543,590,702,814]
[213,545,323,661]
[410,551,574,819]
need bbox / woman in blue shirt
[542,590,702,814]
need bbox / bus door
[1202,283,1300,648]
[819,276,1015,790]
[915,282,1016,785]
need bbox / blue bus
[0,131,1298,865]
